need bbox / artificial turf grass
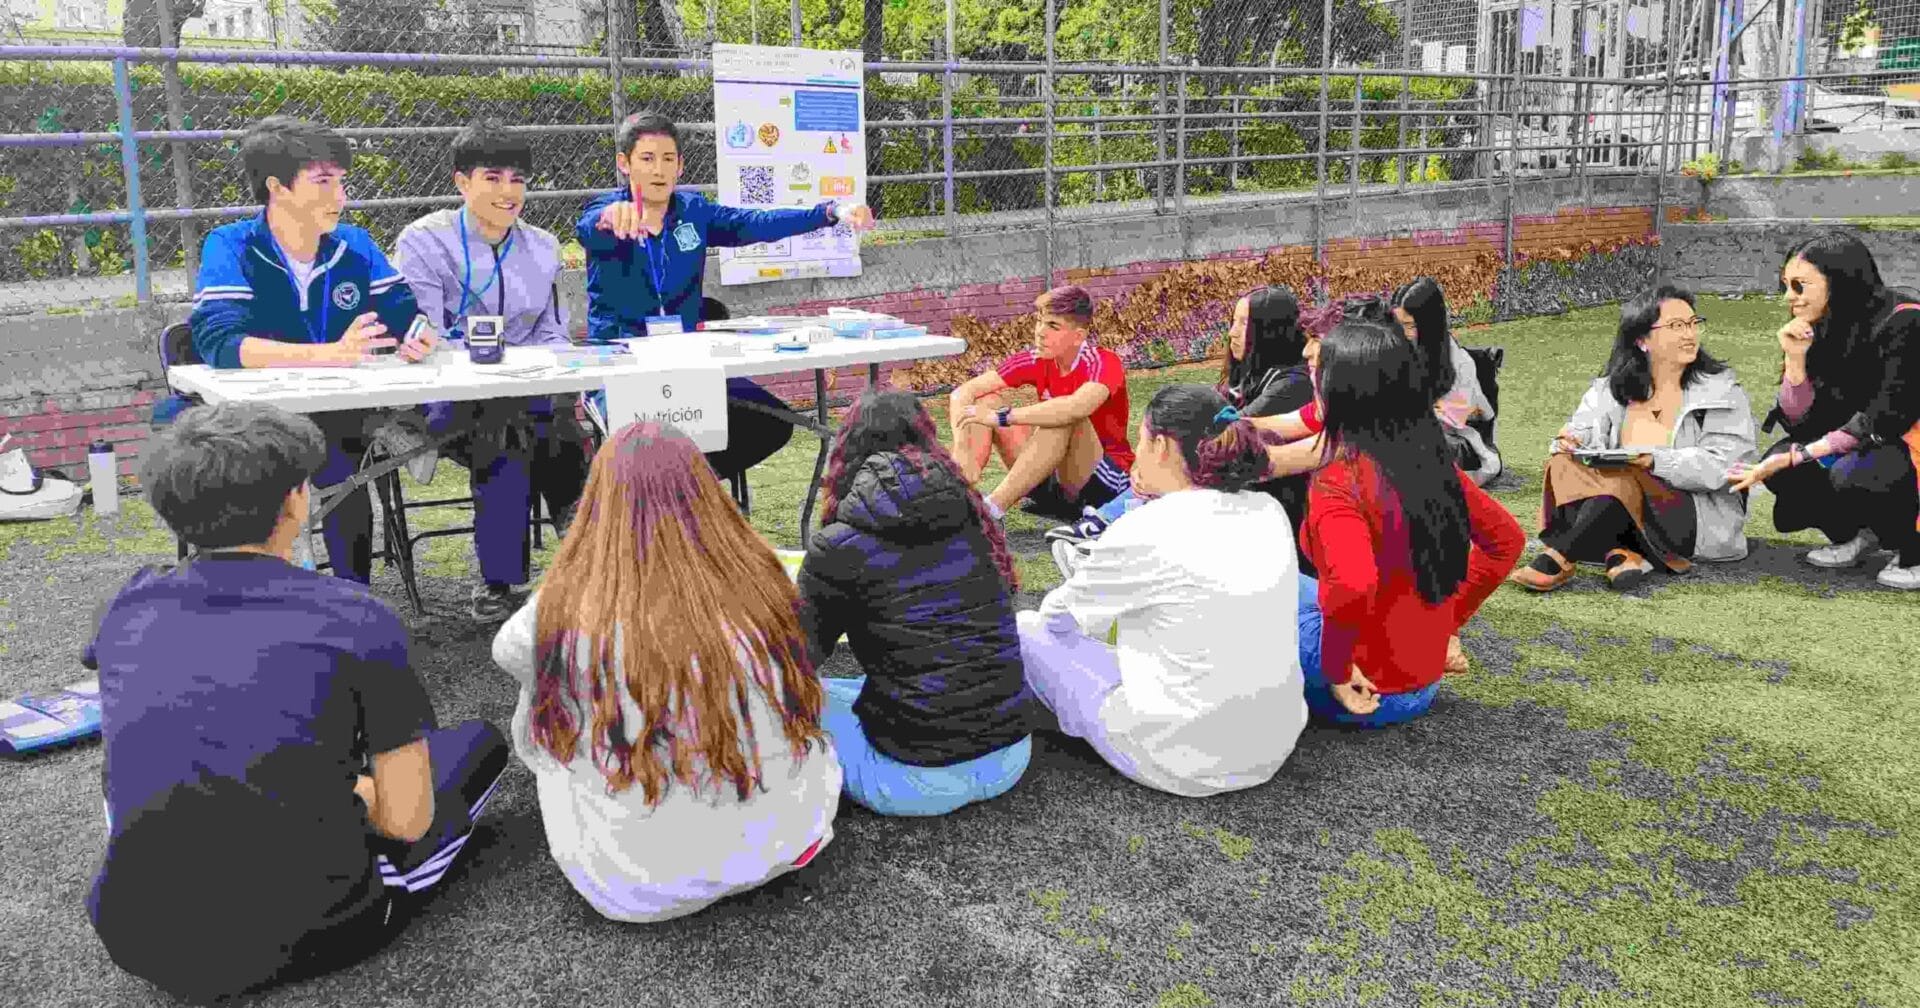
[4,296,1914,1007]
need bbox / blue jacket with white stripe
[189,214,420,369]
[575,188,835,344]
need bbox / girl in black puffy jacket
[797,389,1043,816]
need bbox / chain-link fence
[0,0,1911,314]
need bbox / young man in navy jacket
[577,110,875,480]
[188,116,439,583]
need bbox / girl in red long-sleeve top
[1299,318,1526,725]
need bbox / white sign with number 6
[602,363,730,451]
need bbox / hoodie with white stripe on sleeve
[188,214,421,369]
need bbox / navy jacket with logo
[188,214,420,369]
[575,188,835,343]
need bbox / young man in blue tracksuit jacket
[188,116,438,583]
[577,110,876,480]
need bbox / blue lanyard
[266,225,331,344]
[454,209,516,326]
[640,231,669,316]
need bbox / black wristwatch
[995,406,1014,428]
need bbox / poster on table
[712,43,865,286]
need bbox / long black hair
[1604,284,1728,405]
[1142,384,1272,493]
[1781,232,1892,400]
[820,389,1018,590]
[1391,276,1459,408]
[1222,286,1306,399]
[1316,318,1470,605]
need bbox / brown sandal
[1509,548,1575,592]
[1604,548,1654,591]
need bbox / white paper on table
[602,359,730,451]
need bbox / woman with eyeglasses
[1727,233,1920,590]
[1512,285,1756,593]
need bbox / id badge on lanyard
[645,315,684,337]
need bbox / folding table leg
[799,369,831,534]
[375,471,426,615]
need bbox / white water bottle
[87,439,119,516]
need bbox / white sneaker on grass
[1876,559,1920,591]
[1806,530,1876,569]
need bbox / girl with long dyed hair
[797,389,1041,816]
[490,421,841,923]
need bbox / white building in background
[5,0,596,49]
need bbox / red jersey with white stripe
[997,341,1134,469]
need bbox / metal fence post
[111,58,152,306]
[1349,70,1363,207]
[1043,0,1056,287]
[1094,100,1106,200]
[1654,0,1681,239]
[1504,63,1521,273]
[1314,0,1332,289]
[943,1,956,233]
[790,0,801,44]
[1229,93,1240,189]
[153,0,199,282]
[608,0,626,124]
[1175,68,1187,219]
[1395,72,1409,191]
[1155,0,1168,215]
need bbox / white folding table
[166,331,967,609]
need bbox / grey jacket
[1556,367,1758,562]
[392,209,570,346]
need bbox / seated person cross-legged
[1301,319,1525,727]
[393,119,590,620]
[797,390,1043,817]
[1016,384,1311,798]
[189,116,442,585]
[576,110,876,486]
[949,285,1135,523]
[1045,284,1316,574]
[1513,285,1756,592]
[491,421,842,923]
[86,403,508,1003]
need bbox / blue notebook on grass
[0,680,102,754]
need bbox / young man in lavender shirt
[394,120,590,620]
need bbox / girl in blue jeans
[797,390,1044,816]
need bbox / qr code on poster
[738,165,776,205]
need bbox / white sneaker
[1806,531,1876,569]
[1876,559,1920,591]
[1050,538,1089,580]
[0,445,83,522]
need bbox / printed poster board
[712,43,865,286]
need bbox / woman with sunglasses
[1513,285,1756,593]
[1728,233,1920,590]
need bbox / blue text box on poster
[793,90,859,132]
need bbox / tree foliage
[676,0,1399,65]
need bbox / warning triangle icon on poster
[823,137,838,153]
